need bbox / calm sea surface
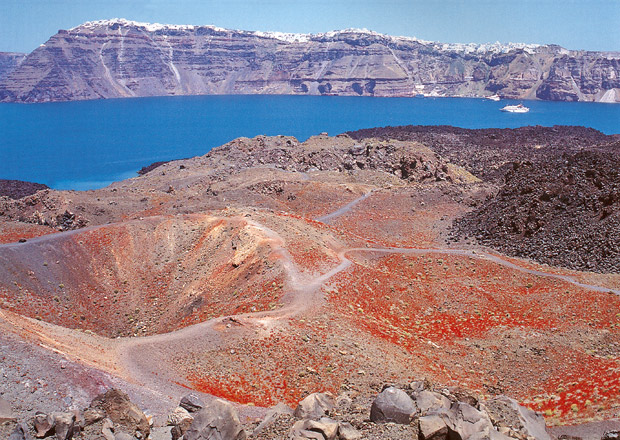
[1,95,619,190]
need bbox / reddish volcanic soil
[0,220,56,243]
[0,127,619,432]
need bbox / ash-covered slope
[1,18,619,103]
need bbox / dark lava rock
[452,146,620,273]
[0,179,49,200]
[347,125,618,182]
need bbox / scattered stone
[179,394,205,413]
[602,431,620,440]
[294,393,335,421]
[183,399,246,440]
[369,386,417,424]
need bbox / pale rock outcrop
[294,393,335,421]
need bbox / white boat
[500,103,529,113]
[486,94,500,101]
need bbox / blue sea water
[1,95,619,190]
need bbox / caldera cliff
[1,18,619,103]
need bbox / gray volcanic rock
[1,19,618,103]
[294,393,335,421]
[370,386,417,424]
[483,396,551,440]
[0,52,26,79]
[180,393,205,413]
[184,399,246,440]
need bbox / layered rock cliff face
[0,52,26,80]
[1,19,618,103]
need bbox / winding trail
[314,190,374,223]
[118,199,619,400]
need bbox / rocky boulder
[50,412,75,440]
[370,386,417,424]
[180,394,206,413]
[418,401,505,440]
[8,424,33,440]
[30,411,75,440]
[483,396,551,440]
[289,417,340,440]
[419,413,450,440]
[294,393,335,421]
[289,417,361,440]
[414,390,452,415]
[33,412,54,438]
[167,406,194,440]
[337,422,361,440]
[89,389,150,439]
[183,399,246,440]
